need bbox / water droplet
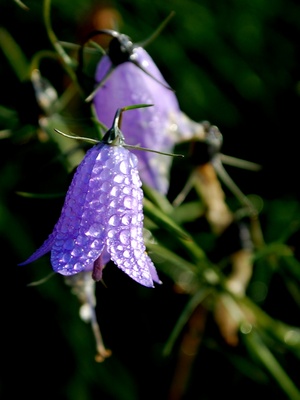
[137,259,144,268]
[61,222,71,233]
[85,224,103,238]
[137,213,143,222]
[71,247,84,256]
[109,199,118,208]
[100,181,112,192]
[129,153,137,167]
[130,226,138,239]
[99,193,108,204]
[114,174,124,183]
[132,170,141,187]
[93,210,105,222]
[119,160,129,174]
[105,156,117,169]
[89,199,100,209]
[131,239,137,249]
[122,186,131,195]
[119,230,130,245]
[88,249,99,258]
[124,196,132,209]
[121,214,131,225]
[76,236,89,246]
[107,229,116,238]
[108,214,120,227]
[73,262,83,271]
[91,239,100,248]
[102,167,112,180]
[60,253,72,263]
[131,188,138,198]
[123,250,130,258]
[134,249,142,259]
[110,186,120,196]
[55,232,65,241]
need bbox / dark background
[1,0,300,399]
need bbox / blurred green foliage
[1,0,300,399]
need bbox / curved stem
[43,0,82,95]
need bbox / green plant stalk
[0,27,29,81]
[240,295,300,351]
[244,330,300,400]
[43,0,82,95]
[163,287,212,356]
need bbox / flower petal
[100,145,160,287]
[18,232,55,265]
[50,143,112,275]
[93,47,182,194]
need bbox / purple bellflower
[87,29,204,194]
[20,106,161,288]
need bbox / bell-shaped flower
[89,29,204,194]
[20,107,161,288]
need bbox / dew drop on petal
[119,160,129,174]
[73,262,84,271]
[121,214,131,226]
[71,247,84,257]
[131,239,137,249]
[102,167,112,180]
[124,196,132,209]
[88,249,99,258]
[89,199,100,209]
[108,214,120,227]
[109,199,119,208]
[130,226,138,239]
[119,230,130,245]
[137,259,144,268]
[129,153,137,168]
[122,186,131,195]
[60,253,72,263]
[114,174,124,183]
[110,186,120,197]
[76,236,89,246]
[85,224,104,238]
[91,239,100,248]
[132,170,141,187]
[134,249,142,258]
[105,156,117,169]
[63,238,74,250]
[123,250,130,258]
[107,229,116,238]
[100,181,112,192]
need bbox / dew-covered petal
[102,146,160,287]
[93,47,184,194]
[18,232,56,266]
[21,143,112,275]
[49,143,115,276]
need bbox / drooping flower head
[84,22,204,194]
[20,106,161,288]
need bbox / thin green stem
[43,0,82,95]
